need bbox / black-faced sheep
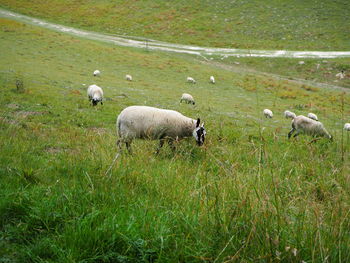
[180,93,195,105]
[87,84,103,106]
[288,115,332,140]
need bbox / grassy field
[1,18,350,262]
[1,0,350,51]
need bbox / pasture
[0,17,350,262]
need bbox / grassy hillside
[1,18,350,262]
[1,0,350,50]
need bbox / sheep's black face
[193,118,206,146]
[92,99,98,106]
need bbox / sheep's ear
[196,118,200,127]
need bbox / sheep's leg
[116,139,122,151]
[293,132,299,138]
[125,141,132,154]
[288,128,295,139]
[168,140,176,152]
[156,139,165,154]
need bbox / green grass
[1,18,350,262]
[1,0,350,50]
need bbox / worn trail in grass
[1,18,350,262]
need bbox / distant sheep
[284,110,296,119]
[307,113,318,121]
[116,106,206,153]
[180,93,195,105]
[187,77,196,84]
[125,74,133,81]
[335,70,345,79]
[87,84,103,106]
[93,70,100,77]
[288,115,332,140]
[210,76,215,84]
[344,123,350,131]
[263,109,273,118]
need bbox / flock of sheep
[88,69,349,153]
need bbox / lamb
[344,123,350,131]
[210,76,215,84]
[263,109,273,118]
[87,84,103,106]
[187,77,196,84]
[93,70,100,77]
[288,115,332,140]
[116,106,206,153]
[180,93,195,105]
[284,110,296,119]
[307,113,318,121]
[125,74,133,81]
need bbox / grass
[1,0,350,50]
[1,18,350,262]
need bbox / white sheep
[87,84,103,106]
[288,115,332,140]
[263,109,273,118]
[284,110,296,119]
[307,113,318,121]
[93,70,100,77]
[116,106,206,153]
[180,93,195,105]
[335,70,345,79]
[210,76,215,84]
[187,77,196,84]
[125,74,133,81]
[344,123,350,131]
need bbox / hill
[1,0,350,50]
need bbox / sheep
[180,93,195,105]
[125,74,133,81]
[263,109,273,118]
[187,77,196,84]
[344,123,350,131]
[116,106,206,153]
[335,70,345,79]
[93,70,100,77]
[87,84,103,106]
[288,115,332,140]
[210,76,215,84]
[307,113,318,121]
[284,110,296,119]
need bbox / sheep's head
[193,118,206,146]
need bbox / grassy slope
[1,18,350,262]
[1,0,350,50]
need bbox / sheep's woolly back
[292,115,331,138]
[87,84,103,101]
[117,106,196,141]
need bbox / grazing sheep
[93,70,100,77]
[307,113,318,121]
[210,76,215,84]
[335,70,345,79]
[116,106,206,153]
[87,84,103,106]
[284,110,296,119]
[180,93,195,105]
[187,77,196,84]
[344,123,350,131]
[288,115,332,140]
[125,74,133,81]
[263,109,273,118]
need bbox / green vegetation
[1,0,350,50]
[1,18,350,262]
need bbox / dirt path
[1,8,350,59]
[0,8,348,92]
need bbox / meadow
[0,16,350,263]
